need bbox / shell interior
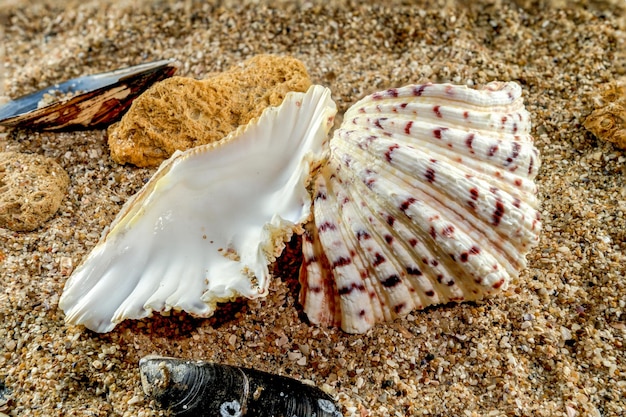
[59,85,337,332]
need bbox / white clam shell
[59,85,337,333]
[299,82,542,334]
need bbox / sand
[0,0,625,416]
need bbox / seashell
[299,82,542,334]
[139,355,343,417]
[0,59,177,130]
[59,85,336,333]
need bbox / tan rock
[107,54,312,167]
[584,79,626,150]
[0,152,69,232]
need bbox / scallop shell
[299,82,541,334]
[59,85,336,333]
[0,59,177,130]
[139,356,343,417]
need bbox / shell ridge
[63,244,155,332]
[350,100,528,118]
[341,135,540,257]
[311,164,383,332]
[170,361,209,413]
[300,166,346,328]
[333,152,492,310]
[333,124,537,208]
[341,180,434,315]
[300,224,339,327]
[332,163,406,323]
[317,168,381,332]
[348,103,530,138]
[343,115,537,186]
[332,120,532,292]
[337,155,466,306]
[238,366,250,415]
[352,162,482,300]
[332,138,488,304]
[300,230,333,322]
[347,82,523,113]
[371,175,507,297]
[363,155,525,280]
[140,269,184,315]
[113,251,176,322]
[336,128,539,285]
[330,166,418,321]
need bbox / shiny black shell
[139,356,343,417]
[0,59,176,130]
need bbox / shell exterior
[299,82,541,334]
[0,59,177,130]
[59,85,337,333]
[139,356,343,417]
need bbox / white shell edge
[59,85,337,333]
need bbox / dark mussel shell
[0,59,177,130]
[139,356,344,417]
[0,378,11,409]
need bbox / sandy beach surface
[0,0,625,416]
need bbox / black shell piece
[139,356,344,417]
[0,59,177,130]
[0,378,11,408]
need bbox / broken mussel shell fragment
[139,356,343,417]
[0,59,177,130]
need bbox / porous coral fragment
[107,54,312,167]
[0,151,69,231]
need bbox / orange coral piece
[107,55,312,167]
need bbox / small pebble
[4,340,15,352]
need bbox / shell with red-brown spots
[299,81,541,334]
